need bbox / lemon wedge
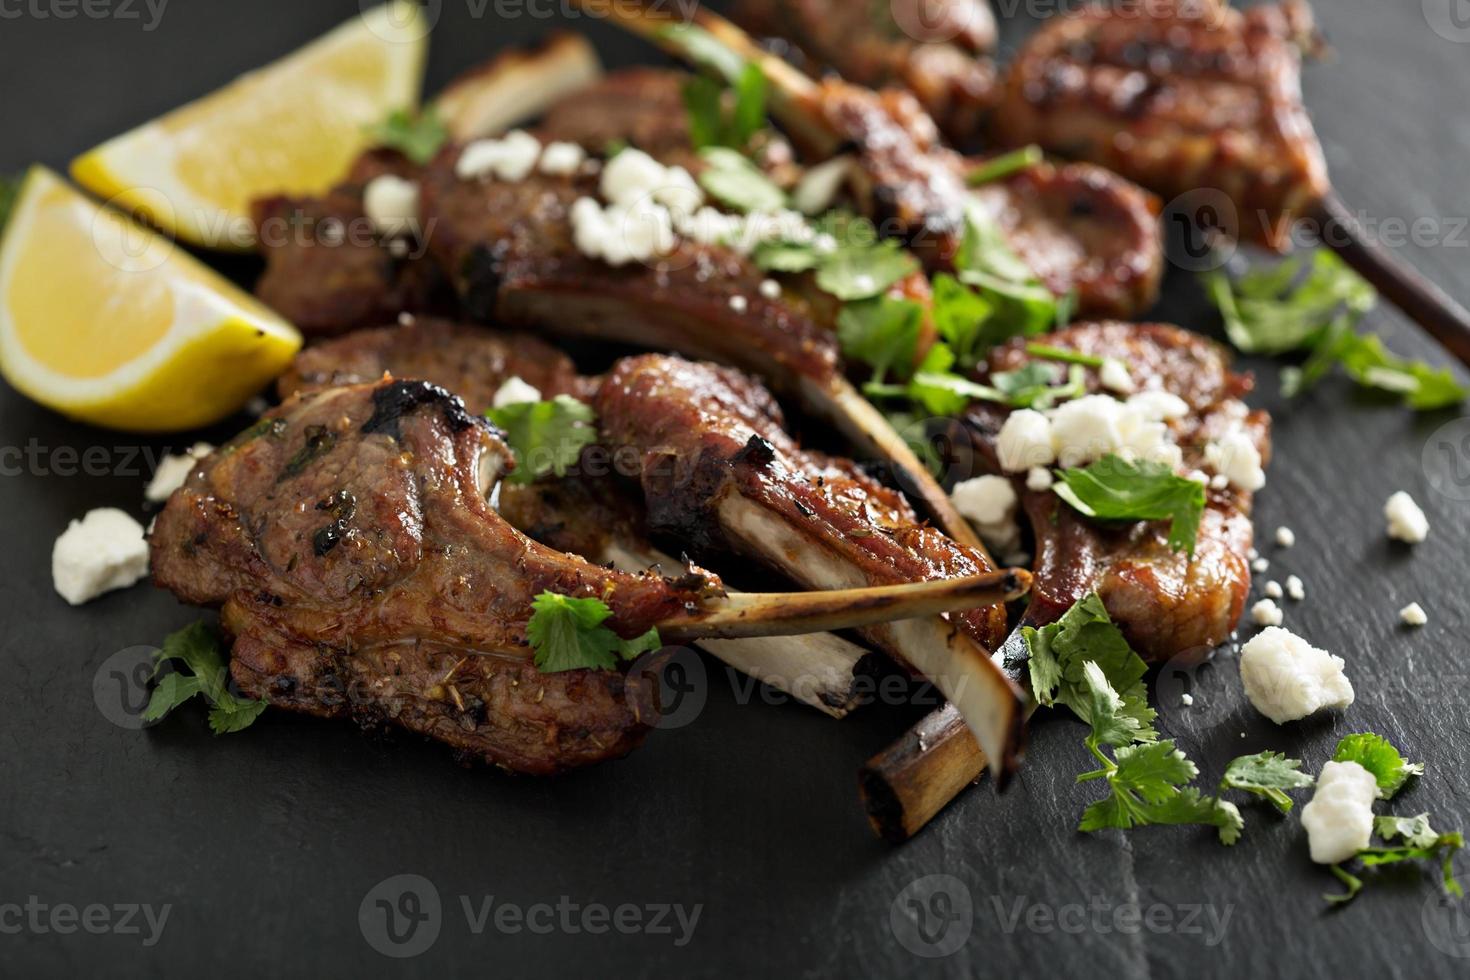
[70,1,428,251]
[0,167,302,432]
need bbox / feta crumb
[1301,761,1378,864]
[1098,358,1136,394]
[1384,491,1429,544]
[1126,390,1188,421]
[144,442,214,503]
[996,409,1056,472]
[397,312,416,327]
[1264,580,1283,599]
[1181,693,1195,706]
[491,376,543,409]
[362,175,419,238]
[951,475,1022,555]
[792,155,853,215]
[1251,557,1269,573]
[600,147,703,210]
[1210,473,1229,490]
[759,278,781,300]
[814,233,838,253]
[729,295,748,313]
[1204,429,1265,491]
[1400,602,1428,627]
[52,508,149,605]
[538,140,586,176]
[1239,626,1354,724]
[569,195,675,266]
[1049,394,1125,467]
[1185,469,1209,485]
[1250,598,1283,626]
[455,130,543,182]
[1275,526,1295,548]
[1025,467,1054,492]
[1285,574,1305,601]
[1247,547,1259,561]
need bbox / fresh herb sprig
[1053,454,1207,554]
[486,395,598,485]
[1332,731,1424,799]
[143,621,267,734]
[683,63,767,152]
[367,107,449,165]
[526,593,662,673]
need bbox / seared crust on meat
[278,318,587,410]
[966,322,1269,660]
[596,354,1010,654]
[252,150,452,335]
[150,378,719,772]
[994,0,1329,249]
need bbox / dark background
[4,0,1470,976]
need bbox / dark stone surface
[2,1,1470,976]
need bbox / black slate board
[3,1,1470,976]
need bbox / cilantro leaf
[1077,661,1151,747]
[657,23,747,84]
[366,108,449,165]
[681,75,725,151]
[526,592,662,673]
[697,147,786,213]
[1220,751,1314,813]
[930,273,994,367]
[1325,865,1364,905]
[954,205,1057,338]
[967,145,1043,186]
[144,621,266,733]
[1376,813,1443,849]
[1204,250,1374,355]
[752,239,821,273]
[1358,830,1465,899]
[1053,455,1207,554]
[1333,732,1424,799]
[1024,593,1156,742]
[730,63,767,148]
[1024,342,1105,368]
[814,242,919,301]
[837,296,924,382]
[485,395,597,485]
[681,65,767,152]
[1078,739,1242,844]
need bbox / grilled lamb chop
[580,2,1163,318]
[731,0,1000,143]
[150,376,1026,772]
[993,0,1329,249]
[278,320,875,717]
[863,319,1271,839]
[595,353,1027,780]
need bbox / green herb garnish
[526,593,663,673]
[696,147,786,213]
[1332,732,1424,799]
[485,395,597,485]
[366,107,449,165]
[967,145,1043,186]
[1219,751,1315,814]
[143,621,267,734]
[1053,454,1207,554]
[682,63,767,151]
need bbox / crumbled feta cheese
[397,311,416,327]
[1251,556,1269,573]
[759,278,781,300]
[996,409,1056,472]
[144,442,214,503]
[1264,580,1283,600]
[1098,357,1136,394]
[1400,602,1428,627]
[1186,469,1208,485]
[1250,598,1283,626]
[1301,761,1378,864]
[1025,467,1054,492]
[1204,429,1265,491]
[52,508,149,605]
[600,147,703,210]
[1239,626,1354,724]
[792,155,852,215]
[1181,693,1195,706]
[1285,574,1305,601]
[678,206,745,249]
[1275,526,1295,548]
[1247,547,1259,561]
[1049,395,1126,467]
[1385,491,1429,543]
[362,175,419,238]
[729,295,748,313]
[1126,390,1188,421]
[814,232,838,253]
[455,130,543,182]
[951,476,1022,555]
[569,195,675,266]
[1210,473,1229,490]
[538,140,586,176]
[491,376,543,409]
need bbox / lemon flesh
[70,1,428,250]
[0,167,302,432]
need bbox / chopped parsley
[1332,731,1424,799]
[143,621,267,735]
[814,241,920,301]
[366,107,449,165]
[485,395,598,485]
[526,592,662,673]
[1053,454,1207,554]
[697,147,786,213]
[1204,250,1465,410]
[967,145,1043,186]
[1219,751,1315,814]
[682,63,767,152]
[1327,811,1464,906]
[837,295,924,383]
